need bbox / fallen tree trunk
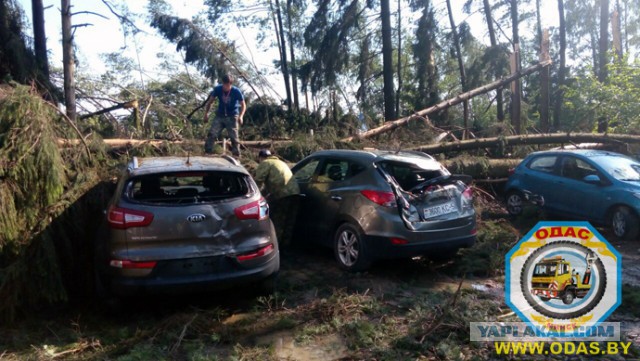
[443,158,521,179]
[412,133,640,154]
[342,59,552,142]
[57,138,292,149]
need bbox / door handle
[299,193,307,197]
[331,195,342,201]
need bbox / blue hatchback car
[505,150,640,240]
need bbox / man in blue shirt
[203,74,246,156]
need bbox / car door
[553,155,605,219]
[291,157,322,241]
[519,154,563,212]
[305,158,356,246]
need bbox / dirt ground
[1,201,640,360]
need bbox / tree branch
[71,11,108,19]
[100,0,144,34]
[43,102,92,161]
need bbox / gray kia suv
[292,150,477,271]
[95,156,279,296]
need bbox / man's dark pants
[269,195,299,247]
[205,115,240,156]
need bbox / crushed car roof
[127,156,246,176]
[308,149,442,170]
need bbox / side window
[560,157,598,181]
[317,159,349,183]
[527,156,558,173]
[294,159,320,182]
[558,263,569,275]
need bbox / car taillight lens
[109,259,157,269]
[390,238,408,245]
[462,187,473,201]
[361,190,396,207]
[107,206,154,229]
[508,168,515,176]
[234,198,269,220]
[236,243,275,262]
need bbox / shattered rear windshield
[379,161,448,191]
[126,171,252,204]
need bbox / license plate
[176,257,221,275]
[423,202,457,219]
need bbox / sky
[15,0,559,103]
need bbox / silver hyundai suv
[292,150,477,271]
[95,156,279,296]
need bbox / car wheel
[506,191,524,216]
[257,272,279,296]
[562,289,575,305]
[334,223,371,272]
[611,206,640,241]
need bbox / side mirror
[583,174,602,185]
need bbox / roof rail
[127,156,139,171]
[402,150,435,159]
[220,154,240,166]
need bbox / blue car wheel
[506,190,524,216]
[611,206,639,241]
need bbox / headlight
[633,193,640,200]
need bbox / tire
[257,272,279,296]
[562,289,575,305]
[610,206,640,241]
[506,190,524,216]
[539,296,550,302]
[333,223,372,272]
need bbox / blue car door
[519,154,563,212]
[552,155,605,219]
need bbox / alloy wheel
[337,230,359,267]
[612,211,627,237]
[507,192,523,216]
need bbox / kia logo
[187,214,206,223]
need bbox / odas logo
[506,222,621,333]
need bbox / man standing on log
[203,74,246,157]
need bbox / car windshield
[127,171,251,204]
[591,155,640,181]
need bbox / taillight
[390,238,408,245]
[234,198,269,220]
[508,168,515,176]
[109,259,157,269]
[462,187,473,201]
[236,243,275,262]
[107,206,154,229]
[361,190,396,207]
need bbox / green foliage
[0,0,37,84]
[412,3,439,110]
[150,13,231,81]
[562,58,640,133]
[457,220,518,276]
[300,0,366,94]
[0,85,65,249]
[0,85,108,322]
